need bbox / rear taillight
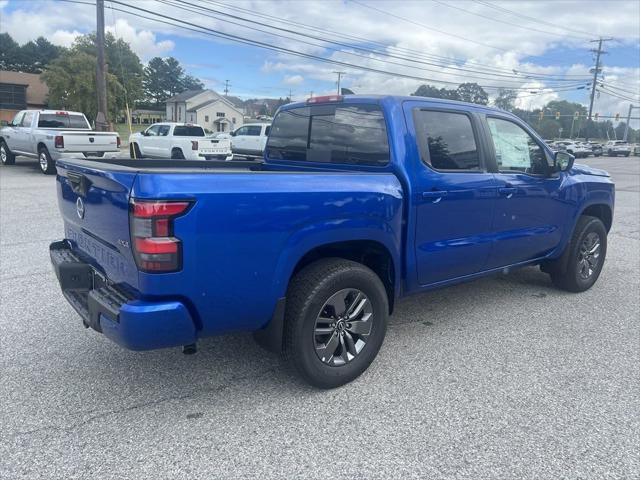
[55,136,64,148]
[191,140,198,151]
[117,136,121,148]
[130,199,192,272]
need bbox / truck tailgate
[56,160,139,289]
[61,131,119,152]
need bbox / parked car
[605,141,631,157]
[0,110,120,174]
[587,141,603,157]
[129,123,232,160]
[226,123,271,157]
[554,141,591,158]
[631,144,640,156]
[49,95,614,388]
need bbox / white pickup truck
[129,123,232,160]
[0,110,120,174]
[217,123,271,158]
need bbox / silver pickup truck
[0,110,120,174]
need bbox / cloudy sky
[1,0,638,121]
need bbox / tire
[0,141,15,165]
[624,152,630,157]
[38,146,56,175]
[548,216,607,293]
[607,150,614,157]
[171,148,185,159]
[129,143,142,159]
[284,258,389,389]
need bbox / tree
[456,82,488,105]
[143,56,204,105]
[73,32,144,106]
[0,33,63,73]
[412,84,459,100]
[494,88,517,111]
[41,51,123,122]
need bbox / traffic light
[539,111,544,120]
[615,113,620,121]
[555,111,560,120]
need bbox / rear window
[173,125,205,137]
[38,113,89,129]
[266,104,389,166]
[413,110,480,171]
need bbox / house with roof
[0,70,49,123]
[165,89,244,133]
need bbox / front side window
[267,104,389,166]
[487,117,548,175]
[157,125,170,136]
[21,111,34,127]
[11,111,25,126]
[413,110,480,171]
[246,126,262,136]
[145,125,160,136]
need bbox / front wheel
[38,147,56,175]
[548,216,607,292]
[284,258,389,389]
[0,141,15,165]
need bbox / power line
[473,0,608,39]
[202,0,592,79]
[432,0,591,41]
[164,0,589,85]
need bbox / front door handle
[422,190,448,203]
[499,187,517,198]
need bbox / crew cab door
[482,115,567,268]
[405,104,498,286]
[140,124,161,157]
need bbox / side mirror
[554,151,574,173]
[230,130,236,137]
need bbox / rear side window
[38,114,89,129]
[246,126,262,136]
[267,104,389,166]
[413,110,480,171]
[173,125,205,137]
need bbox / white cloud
[0,0,8,9]
[105,19,174,60]
[283,74,304,86]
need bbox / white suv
[605,141,631,157]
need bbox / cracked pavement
[1,156,638,479]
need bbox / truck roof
[280,94,508,115]
[21,109,87,116]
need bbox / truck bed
[67,157,264,173]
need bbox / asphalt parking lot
[1,155,638,479]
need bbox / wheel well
[172,147,182,153]
[291,240,396,313]
[37,142,48,152]
[582,204,612,232]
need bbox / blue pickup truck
[50,95,614,388]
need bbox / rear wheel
[284,258,388,389]
[171,148,185,159]
[0,141,15,165]
[38,146,56,175]
[547,216,607,292]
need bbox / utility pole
[95,0,109,131]
[288,88,293,101]
[587,38,613,121]
[223,79,231,96]
[623,104,638,142]
[333,71,346,95]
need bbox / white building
[165,89,244,132]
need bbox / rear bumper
[49,240,197,350]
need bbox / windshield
[38,113,90,129]
[173,125,205,137]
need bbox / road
[1,155,638,479]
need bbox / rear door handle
[422,190,448,198]
[499,187,517,198]
[422,190,448,203]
